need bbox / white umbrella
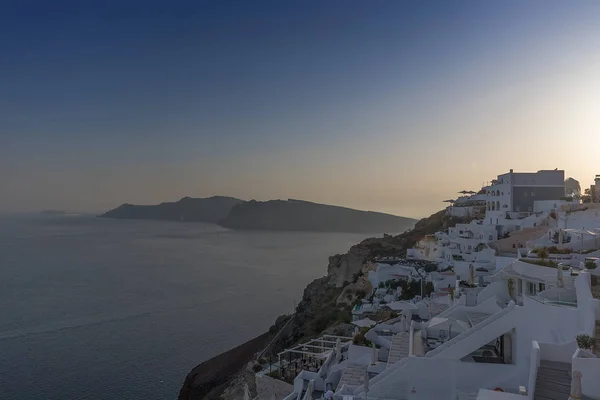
[335,338,342,363]
[371,343,378,365]
[302,379,314,400]
[569,370,582,400]
[557,265,564,288]
[243,383,250,400]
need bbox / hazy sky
[2,1,599,218]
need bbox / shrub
[585,261,597,270]
[537,247,549,261]
[521,259,558,268]
[576,334,596,350]
[547,246,572,254]
[424,282,435,297]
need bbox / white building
[485,169,565,226]
[323,260,600,400]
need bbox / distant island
[100,196,417,234]
[220,199,416,233]
[99,196,243,224]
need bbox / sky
[1,0,599,218]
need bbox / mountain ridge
[220,198,416,233]
[100,196,417,233]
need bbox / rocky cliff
[178,209,470,399]
[326,209,467,286]
[99,196,243,223]
[219,199,416,233]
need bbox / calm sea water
[0,215,367,400]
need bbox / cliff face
[326,210,469,286]
[100,196,243,223]
[219,199,416,233]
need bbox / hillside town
[248,170,600,400]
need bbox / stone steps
[336,365,367,389]
[533,361,571,400]
[536,372,570,386]
[387,332,410,366]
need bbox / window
[531,191,535,197]
[516,206,521,212]
[517,279,523,295]
[524,192,528,197]
[527,282,537,296]
[538,283,545,292]
[488,234,493,240]
[528,206,532,212]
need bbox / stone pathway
[387,332,410,366]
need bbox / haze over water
[0,215,367,399]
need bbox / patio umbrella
[371,343,378,365]
[569,370,582,400]
[243,383,250,400]
[302,379,314,400]
[556,265,564,288]
[335,338,342,363]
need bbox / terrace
[274,335,353,384]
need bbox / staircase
[387,332,410,366]
[534,360,571,400]
[336,365,367,390]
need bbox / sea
[0,215,368,400]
